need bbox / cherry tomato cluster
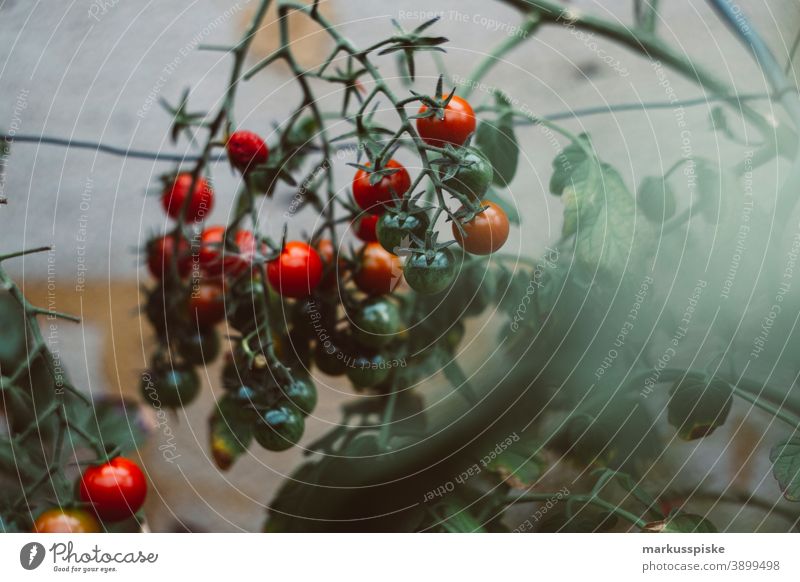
[33,457,147,533]
[138,91,514,464]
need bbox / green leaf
[565,157,656,280]
[432,499,486,533]
[770,437,800,501]
[668,378,732,441]
[0,290,28,373]
[549,138,591,197]
[643,511,717,533]
[475,115,518,186]
[440,351,478,404]
[485,434,546,489]
[537,500,618,532]
[485,187,520,225]
[64,393,148,454]
[209,396,254,471]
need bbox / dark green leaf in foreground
[668,378,732,441]
[770,437,800,502]
[643,511,717,533]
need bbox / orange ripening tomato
[33,508,101,533]
[355,242,402,296]
[452,200,510,255]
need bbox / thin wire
[0,91,774,163]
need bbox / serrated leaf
[475,115,518,186]
[668,378,732,441]
[643,511,717,533]
[565,158,656,281]
[549,139,591,197]
[770,437,800,501]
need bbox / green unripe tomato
[376,210,429,253]
[141,360,200,408]
[442,147,493,201]
[314,338,348,377]
[253,405,305,451]
[404,248,457,295]
[346,353,391,389]
[351,299,402,349]
[176,327,221,364]
[283,377,318,416]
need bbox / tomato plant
[6,0,800,537]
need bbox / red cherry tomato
[354,214,379,242]
[452,200,510,255]
[189,280,226,327]
[416,95,476,147]
[227,130,269,172]
[355,242,402,296]
[162,173,214,223]
[33,508,101,533]
[78,457,147,523]
[147,234,191,280]
[267,241,323,299]
[199,226,261,278]
[352,160,411,215]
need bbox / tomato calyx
[414,76,477,147]
[412,75,459,122]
